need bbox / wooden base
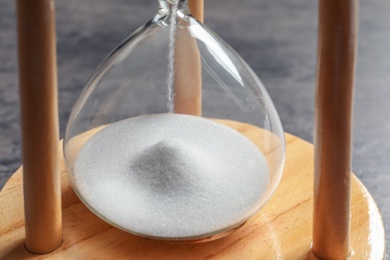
[0,122,385,259]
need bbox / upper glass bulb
[64,0,285,241]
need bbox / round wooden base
[0,122,385,259]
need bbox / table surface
[1,0,388,257]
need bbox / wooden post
[188,0,204,23]
[173,0,203,116]
[313,0,358,258]
[16,0,62,254]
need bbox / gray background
[1,0,389,257]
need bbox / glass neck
[158,0,189,13]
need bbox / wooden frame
[313,0,358,258]
[0,0,385,258]
[16,0,62,253]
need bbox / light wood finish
[16,0,62,254]
[174,28,202,116]
[173,0,203,116]
[313,0,358,258]
[0,122,384,259]
[188,0,204,23]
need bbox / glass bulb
[64,0,285,241]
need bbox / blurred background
[1,0,389,256]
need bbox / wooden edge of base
[0,128,386,259]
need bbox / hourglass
[63,0,285,241]
[0,0,385,258]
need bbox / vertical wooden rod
[313,0,358,258]
[189,0,204,22]
[16,0,62,254]
[174,0,204,116]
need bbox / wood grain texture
[0,121,384,259]
[313,0,358,258]
[16,0,62,254]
